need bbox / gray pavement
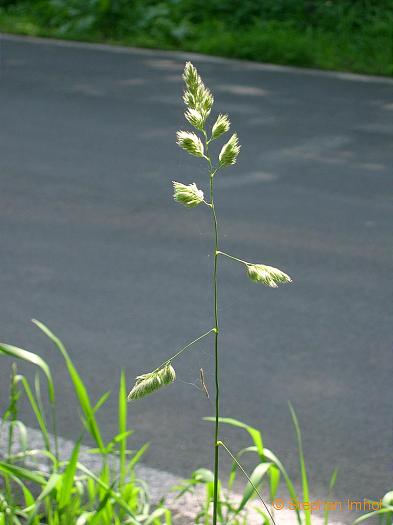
[0,34,392,518]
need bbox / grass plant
[127,61,292,525]
[0,324,171,525]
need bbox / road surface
[0,34,392,515]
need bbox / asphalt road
[1,34,392,512]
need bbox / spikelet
[183,62,201,94]
[185,108,205,130]
[246,264,292,288]
[212,114,230,140]
[127,364,176,401]
[219,133,240,166]
[182,62,214,118]
[173,181,204,208]
[176,131,205,158]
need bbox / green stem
[210,174,220,525]
[51,403,59,462]
[216,251,248,266]
[218,441,277,525]
[152,328,215,374]
[203,128,221,525]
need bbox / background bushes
[0,1,392,76]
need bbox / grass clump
[0,322,172,525]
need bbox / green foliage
[353,491,393,524]
[176,413,339,525]
[0,0,392,75]
[0,323,171,525]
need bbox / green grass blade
[13,420,27,454]
[204,417,264,457]
[353,508,393,524]
[324,468,338,525]
[0,461,46,485]
[25,472,62,525]
[128,442,150,470]
[255,508,273,525]
[263,448,302,524]
[118,370,127,486]
[269,465,280,501]
[15,374,51,453]
[33,319,104,451]
[36,472,61,502]
[289,403,311,525]
[58,440,81,508]
[93,391,111,414]
[0,343,55,403]
[237,462,272,512]
[227,446,257,489]
[76,462,140,525]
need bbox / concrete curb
[0,422,347,524]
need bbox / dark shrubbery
[0,0,392,75]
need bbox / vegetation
[0,0,392,76]
[353,491,393,525]
[0,329,388,524]
[127,61,291,525]
[0,323,172,525]
[176,413,338,525]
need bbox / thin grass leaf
[193,468,215,483]
[89,480,117,525]
[269,465,280,501]
[33,319,105,451]
[255,508,272,525]
[218,441,277,525]
[382,491,393,508]
[4,473,35,513]
[262,448,302,524]
[227,446,255,489]
[289,403,311,525]
[76,512,94,525]
[76,462,140,525]
[9,448,57,467]
[237,462,272,512]
[206,480,223,520]
[93,391,111,414]
[58,440,81,508]
[14,374,51,452]
[324,467,338,525]
[12,420,27,454]
[36,472,61,503]
[128,442,150,470]
[204,417,264,457]
[119,370,127,486]
[353,508,393,524]
[145,507,173,525]
[0,343,55,403]
[25,472,62,525]
[353,492,393,524]
[0,461,46,485]
[113,430,133,443]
